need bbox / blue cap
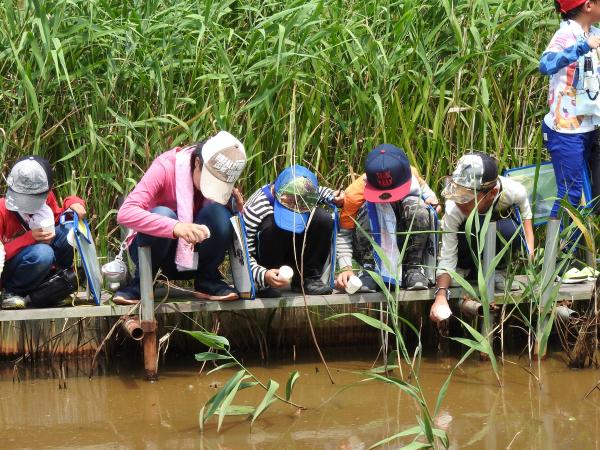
[273,165,319,233]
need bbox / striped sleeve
[336,228,354,270]
[242,188,274,289]
[318,186,335,204]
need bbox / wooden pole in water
[481,221,496,360]
[537,218,560,358]
[139,246,158,381]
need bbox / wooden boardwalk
[0,277,594,323]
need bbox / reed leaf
[326,312,396,335]
[285,370,300,401]
[251,379,279,427]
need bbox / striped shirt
[243,185,335,289]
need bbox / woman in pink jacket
[115,131,246,303]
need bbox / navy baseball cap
[364,144,412,203]
[273,165,320,233]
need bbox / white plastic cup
[345,275,363,294]
[39,218,55,235]
[435,304,452,321]
[278,265,294,283]
[200,224,211,239]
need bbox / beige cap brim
[200,166,234,205]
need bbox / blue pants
[2,224,74,295]
[126,204,233,294]
[542,122,598,218]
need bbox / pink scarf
[174,146,197,271]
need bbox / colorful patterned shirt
[540,20,600,133]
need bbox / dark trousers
[256,208,333,282]
[456,216,520,273]
[128,204,232,291]
[3,224,73,295]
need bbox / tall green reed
[1,0,555,257]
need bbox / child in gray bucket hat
[430,152,534,323]
[0,156,87,309]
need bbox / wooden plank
[0,278,594,322]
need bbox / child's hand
[32,228,55,244]
[265,269,289,288]
[335,269,355,290]
[333,189,345,208]
[231,187,244,212]
[425,196,442,214]
[173,222,210,244]
[588,36,600,49]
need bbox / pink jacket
[117,148,201,240]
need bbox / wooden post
[481,221,496,359]
[536,218,560,358]
[139,245,158,381]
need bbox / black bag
[28,268,79,308]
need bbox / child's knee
[310,208,334,233]
[24,244,55,268]
[150,206,177,219]
[197,204,233,242]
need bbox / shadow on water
[1,351,600,449]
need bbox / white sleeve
[436,202,465,276]
[512,182,533,220]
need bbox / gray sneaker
[1,292,27,310]
[405,268,429,290]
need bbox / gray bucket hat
[442,152,498,203]
[5,156,53,214]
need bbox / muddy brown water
[1,354,600,449]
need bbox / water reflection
[0,354,599,449]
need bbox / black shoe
[194,278,239,301]
[292,277,333,295]
[357,271,380,292]
[404,268,429,290]
[257,287,283,298]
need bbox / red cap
[557,0,587,13]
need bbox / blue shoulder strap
[262,184,275,206]
[365,201,399,285]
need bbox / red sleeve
[62,195,85,211]
[43,191,86,222]
[4,232,36,261]
[0,206,36,261]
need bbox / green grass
[0,0,555,255]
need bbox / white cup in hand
[39,218,55,236]
[199,224,211,240]
[345,275,363,294]
[435,304,452,321]
[278,265,294,283]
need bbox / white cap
[200,131,246,205]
